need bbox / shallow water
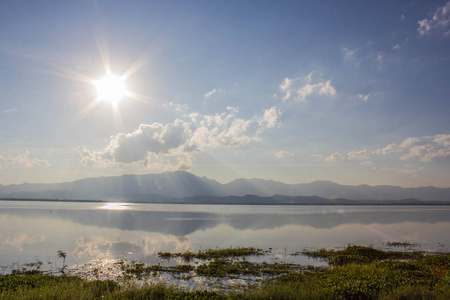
[1,201,449,274]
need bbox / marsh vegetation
[1,245,450,299]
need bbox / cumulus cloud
[226,106,239,113]
[260,106,281,129]
[374,143,402,155]
[433,134,450,146]
[348,149,371,160]
[374,134,450,162]
[279,72,336,102]
[79,119,195,168]
[0,151,50,169]
[325,153,346,162]
[321,134,450,166]
[79,107,281,170]
[401,145,450,161]
[275,151,294,158]
[418,2,450,35]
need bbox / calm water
[1,201,449,273]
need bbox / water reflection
[1,201,449,269]
[3,204,449,236]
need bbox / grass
[302,244,423,266]
[384,241,420,248]
[2,245,450,299]
[157,247,266,261]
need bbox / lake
[1,200,449,274]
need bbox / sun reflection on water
[99,203,130,210]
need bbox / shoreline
[2,197,450,206]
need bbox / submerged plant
[57,250,67,274]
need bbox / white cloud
[348,149,371,160]
[189,112,199,122]
[399,137,421,148]
[280,72,336,102]
[318,80,337,95]
[226,106,239,113]
[357,94,370,101]
[433,134,450,146]
[276,151,294,158]
[418,2,450,35]
[281,90,291,102]
[401,145,450,161]
[79,119,195,168]
[342,47,358,59]
[163,102,189,111]
[373,134,450,162]
[280,78,291,91]
[374,143,402,155]
[0,151,51,169]
[393,44,401,50]
[196,118,255,148]
[376,52,384,70]
[324,134,450,167]
[260,106,282,129]
[357,91,381,102]
[203,88,225,99]
[401,14,405,20]
[325,153,346,162]
[203,88,217,98]
[79,107,281,170]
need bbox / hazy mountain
[1,171,226,200]
[0,171,449,201]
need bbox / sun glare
[94,73,131,106]
[100,203,130,210]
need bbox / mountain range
[0,171,449,203]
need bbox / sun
[94,73,131,106]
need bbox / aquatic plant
[57,250,67,274]
[2,246,449,299]
[302,244,423,266]
[157,247,266,262]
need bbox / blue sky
[0,0,449,187]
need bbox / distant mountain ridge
[0,171,449,202]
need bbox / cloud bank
[79,107,282,170]
[375,134,450,162]
[322,134,450,167]
[0,151,50,169]
[275,151,294,158]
